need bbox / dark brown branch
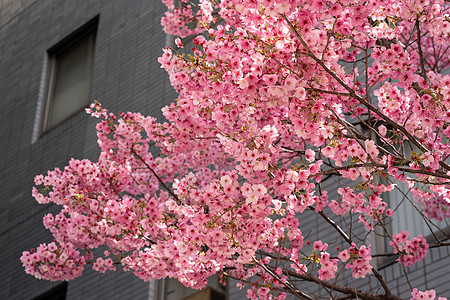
[314,209,352,245]
[313,209,395,297]
[372,241,450,258]
[415,19,431,85]
[131,148,182,204]
[284,269,401,300]
[307,87,351,97]
[221,271,294,296]
[254,259,315,300]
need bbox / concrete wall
[0,0,176,299]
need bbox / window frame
[32,282,68,300]
[41,16,99,134]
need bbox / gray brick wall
[0,0,176,299]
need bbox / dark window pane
[32,282,67,300]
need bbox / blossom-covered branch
[22,0,450,299]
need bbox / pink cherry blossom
[22,1,450,299]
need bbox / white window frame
[34,17,98,140]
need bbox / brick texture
[0,0,176,299]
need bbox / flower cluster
[21,242,86,281]
[389,231,429,266]
[92,255,116,273]
[22,0,450,299]
[315,241,339,281]
[413,190,450,222]
[338,243,373,279]
[411,288,448,300]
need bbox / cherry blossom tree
[22,0,450,299]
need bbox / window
[42,17,98,133]
[158,276,225,300]
[32,282,67,300]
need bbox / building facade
[0,0,177,299]
[1,1,448,300]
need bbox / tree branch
[284,269,401,300]
[131,148,182,204]
[281,14,450,173]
